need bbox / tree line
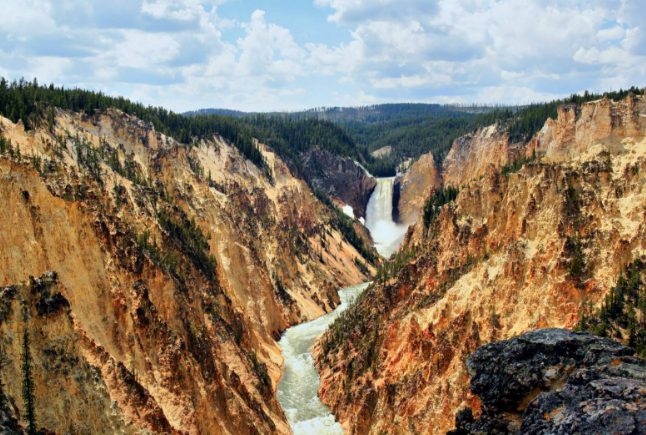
[241,114,397,177]
[0,77,397,177]
[0,77,266,168]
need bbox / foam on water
[277,282,370,435]
[365,177,408,258]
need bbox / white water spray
[364,177,408,258]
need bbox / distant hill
[184,108,249,117]
[290,104,504,166]
[293,103,495,124]
[183,104,504,167]
[183,103,496,122]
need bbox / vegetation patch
[422,186,459,228]
[577,260,646,357]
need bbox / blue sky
[0,0,644,112]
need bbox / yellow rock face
[0,109,374,434]
[441,124,517,188]
[395,153,443,225]
[315,95,646,435]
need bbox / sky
[0,0,644,112]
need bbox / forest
[2,77,643,181]
[337,87,645,169]
[0,77,266,168]
[577,261,646,357]
[0,77,396,177]
[185,88,645,176]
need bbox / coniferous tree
[21,328,37,435]
[0,342,8,405]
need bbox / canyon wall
[441,124,520,188]
[316,94,646,434]
[0,108,374,434]
[394,153,442,225]
[300,148,376,218]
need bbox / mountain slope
[0,105,375,434]
[315,93,646,435]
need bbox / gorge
[276,282,370,435]
[315,93,646,435]
[0,79,645,435]
[3,2,646,433]
[277,171,406,434]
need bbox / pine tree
[21,328,37,435]
[0,342,9,405]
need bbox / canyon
[1,91,646,435]
[316,94,646,434]
[0,108,377,435]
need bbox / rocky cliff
[315,94,646,434]
[300,148,376,218]
[441,124,521,188]
[393,153,442,225]
[450,328,646,435]
[532,93,646,162]
[0,108,374,434]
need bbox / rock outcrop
[441,124,521,188]
[0,108,375,434]
[394,153,442,224]
[531,94,646,162]
[450,329,646,435]
[371,146,392,158]
[316,94,646,435]
[301,147,376,218]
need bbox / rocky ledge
[449,328,646,435]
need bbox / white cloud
[0,0,643,111]
[279,88,307,97]
[315,0,440,24]
[597,25,625,41]
[113,31,182,68]
[331,90,381,106]
[309,0,645,104]
[475,86,562,105]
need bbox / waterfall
[275,180,407,434]
[365,177,408,258]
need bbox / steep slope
[315,94,646,434]
[394,153,443,225]
[300,148,376,219]
[0,107,374,434]
[441,124,519,188]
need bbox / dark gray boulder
[449,328,646,435]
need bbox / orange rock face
[315,95,646,435]
[441,124,520,188]
[395,153,443,225]
[0,109,374,434]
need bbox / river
[277,177,404,433]
[276,282,370,434]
